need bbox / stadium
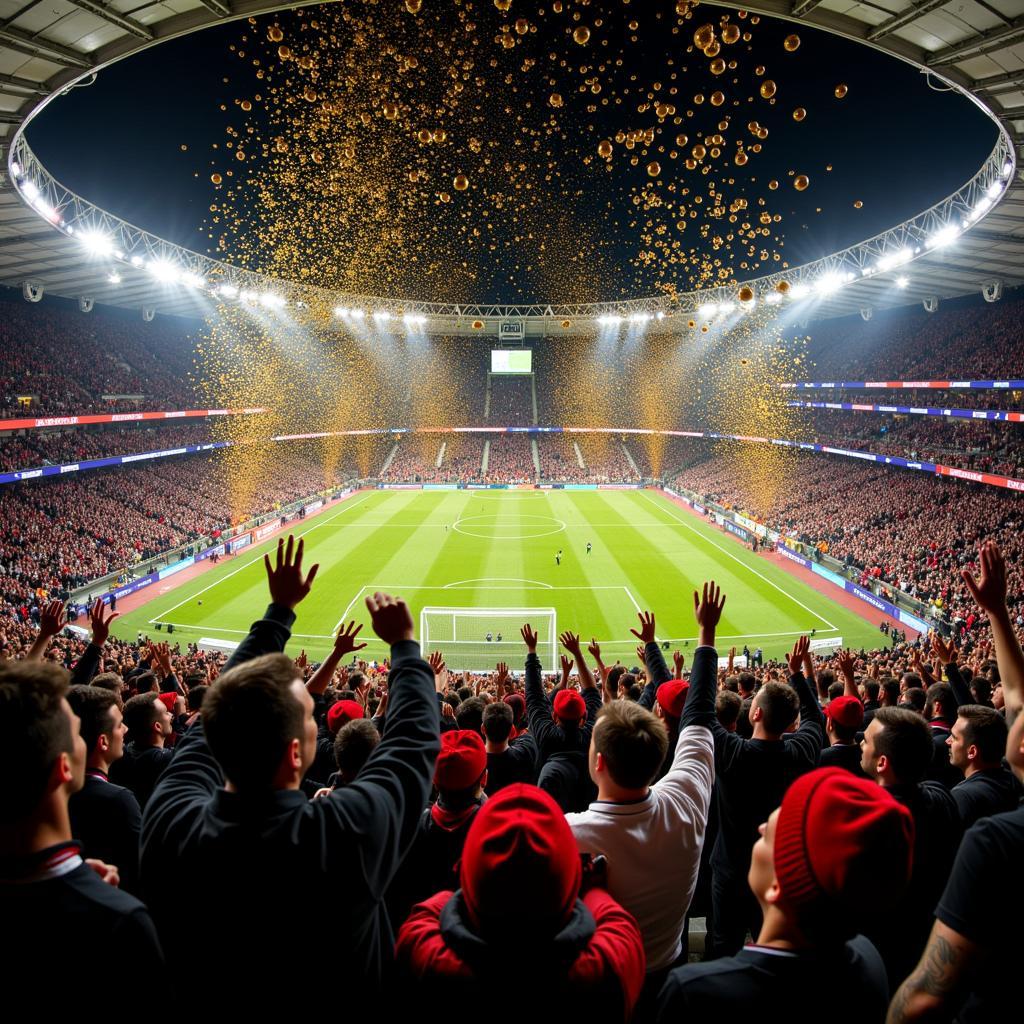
[1,1,1022,1018]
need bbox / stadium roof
[0,0,1023,329]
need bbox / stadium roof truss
[0,0,1023,330]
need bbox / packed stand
[378,440,443,482]
[487,376,535,427]
[483,434,536,484]
[2,529,1020,1022]
[576,435,641,483]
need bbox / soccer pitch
[111,489,882,668]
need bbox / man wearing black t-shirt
[659,768,913,1022]
[948,704,1021,828]
[0,660,163,1007]
[890,540,1024,1023]
[112,691,174,809]
[482,701,537,793]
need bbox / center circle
[452,513,566,541]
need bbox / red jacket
[396,887,645,1021]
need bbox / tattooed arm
[887,920,981,1023]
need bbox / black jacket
[68,770,142,893]
[524,652,601,763]
[109,742,173,810]
[709,671,824,880]
[485,733,538,794]
[140,603,440,1000]
[818,743,867,778]
[951,766,1023,829]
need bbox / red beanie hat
[656,680,689,720]
[552,689,586,724]
[826,696,864,730]
[503,692,526,723]
[773,767,914,922]
[434,729,487,791]
[157,692,177,714]
[460,784,581,937]
[327,699,364,735]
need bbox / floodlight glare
[656,311,666,320]
[373,310,391,320]
[815,273,844,295]
[79,230,114,258]
[148,260,180,284]
[718,302,736,315]
[107,272,121,284]
[350,308,365,319]
[895,276,909,289]
[697,302,718,318]
[926,225,959,250]
[876,248,912,273]
[260,292,285,308]
[629,312,651,323]
[764,291,783,305]
[180,272,204,289]
[218,284,238,299]
[788,283,811,299]
[334,306,348,317]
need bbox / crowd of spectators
[483,435,536,484]
[3,528,1020,1021]
[487,376,535,426]
[0,297,198,415]
[378,439,444,482]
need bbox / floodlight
[78,230,114,258]
[788,283,810,299]
[926,225,959,250]
[895,276,909,289]
[107,272,121,285]
[815,273,844,295]
[148,260,179,284]
[218,284,238,299]
[697,302,718,318]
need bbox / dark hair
[901,671,923,690]
[133,671,159,694]
[457,686,474,703]
[755,682,800,735]
[925,682,956,723]
[862,680,880,703]
[90,673,124,707]
[737,672,756,695]
[722,675,739,694]
[122,692,161,741]
[716,690,742,729]
[880,678,900,705]
[333,719,381,781]
[957,704,1008,765]
[203,654,303,791]
[818,669,836,692]
[67,686,117,753]
[187,685,208,713]
[593,701,667,789]
[969,677,992,707]
[900,687,927,714]
[347,672,367,691]
[873,707,934,784]
[827,681,844,702]
[608,665,626,691]
[482,701,514,743]
[627,683,642,702]
[456,696,486,735]
[0,661,72,821]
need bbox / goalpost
[420,607,557,673]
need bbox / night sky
[26,3,997,304]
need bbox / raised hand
[636,645,647,667]
[693,581,726,647]
[427,650,448,693]
[836,648,856,682]
[560,654,574,686]
[630,611,656,646]
[334,620,367,658]
[38,599,66,639]
[264,534,319,610]
[559,631,582,657]
[88,598,118,647]
[521,623,538,654]
[295,649,309,672]
[931,631,957,667]
[495,661,510,693]
[587,638,603,664]
[673,649,685,679]
[364,592,415,645]
[787,636,810,676]
[961,541,1007,618]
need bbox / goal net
[420,607,557,673]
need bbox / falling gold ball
[405,0,422,12]
[235,150,246,161]
[784,34,801,52]
[675,133,689,148]
[647,161,661,177]
[303,86,317,102]
[768,179,779,190]
[418,129,432,143]
[472,319,484,329]
[439,192,451,203]
[760,80,777,99]
[180,144,187,151]
[793,107,806,122]
[598,139,613,158]
[278,45,292,60]
[268,26,283,43]
[240,100,252,112]
[835,83,848,98]
[711,91,725,106]
[515,18,529,35]
[574,26,591,45]
[738,285,754,302]
[383,102,399,119]
[494,0,511,10]
[549,93,563,108]
[700,325,708,333]
[210,173,222,185]
[688,319,696,328]
[854,200,863,209]
[693,24,714,50]
[561,319,571,329]
[454,174,469,191]
[734,151,748,166]
[722,24,741,45]
[710,58,726,75]
[692,144,706,160]
[739,358,750,366]
[794,174,809,191]
[776,280,790,294]
[433,129,447,142]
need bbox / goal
[420,607,557,673]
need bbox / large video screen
[491,349,533,374]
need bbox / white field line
[148,492,375,624]
[637,492,838,631]
[159,623,837,646]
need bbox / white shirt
[566,722,714,972]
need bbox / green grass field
[111,489,881,669]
